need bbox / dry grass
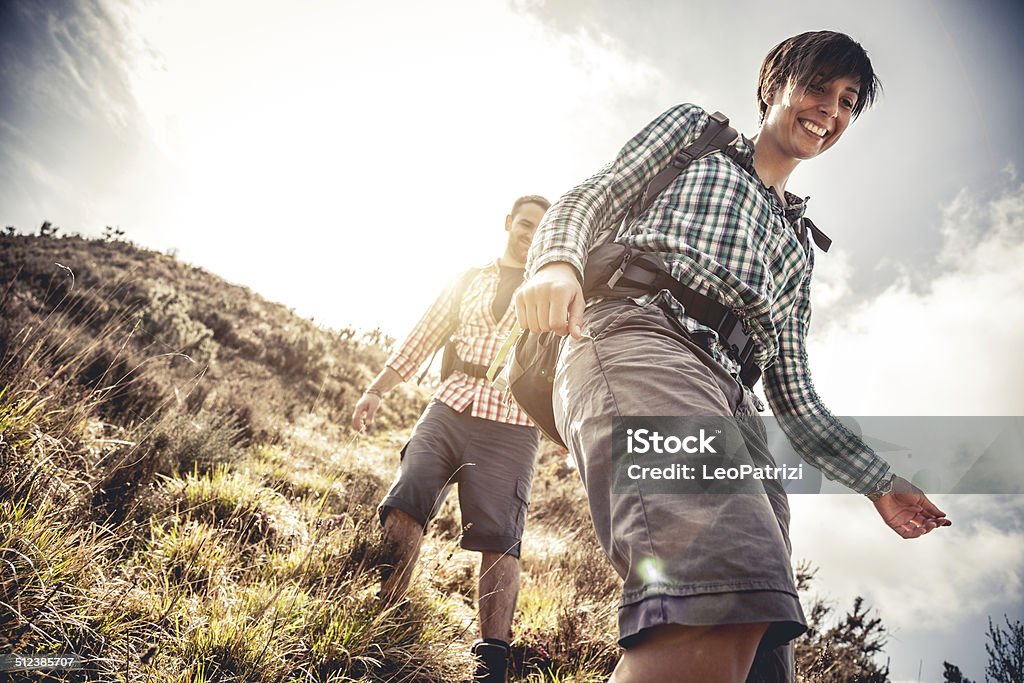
[0,234,895,681]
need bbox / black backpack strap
[417,267,481,384]
[799,217,832,252]
[449,267,481,327]
[591,111,738,251]
[612,257,759,383]
[635,111,738,219]
[582,110,762,387]
[587,111,740,293]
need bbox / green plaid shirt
[527,103,890,495]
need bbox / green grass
[0,233,896,681]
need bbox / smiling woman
[1,3,1022,679]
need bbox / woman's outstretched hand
[872,476,952,538]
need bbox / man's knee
[379,507,424,576]
[382,506,424,540]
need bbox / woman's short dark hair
[757,31,882,122]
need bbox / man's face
[761,74,860,160]
[505,202,546,264]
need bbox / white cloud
[805,175,1024,415]
[791,495,1024,633]
[21,0,141,129]
[788,182,1024,668]
[807,246,854,313]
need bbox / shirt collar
[492,258,527,272]
[729,135,831,251]
[731,135,810,220]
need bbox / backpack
[492,112,742,447]
[416,267,481,384]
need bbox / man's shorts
[378,400,540,558]
[554,298,808,680]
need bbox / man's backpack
[439,268,482,380]
[495,112,743,447]
[415,267,482,384]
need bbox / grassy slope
[0,234,620,682]
[0,234,889,682]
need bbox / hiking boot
[471,638,509,683]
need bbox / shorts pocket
[587,302,653,341]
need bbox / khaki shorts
[379,401,539,558]
[554,299,807,680]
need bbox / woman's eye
[841,98,855,109]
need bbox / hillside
[0,233,623,681]
[0,233,891,681]
[0,233,424,437]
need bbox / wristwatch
[866,473,896,502]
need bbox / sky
[2,0,1023,679]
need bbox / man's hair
[509,194,551,218]
[757,31,882,122]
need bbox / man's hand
[514,262,586,339]
[872,476,952,538]
[352,369,403,432]
[351,392,381,432]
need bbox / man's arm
[763,251,950,536]
[518,104,710,337]
[350,276,463,431]
[351,367,403,432]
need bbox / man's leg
[379,507,425,602]
[376,401,465,601]
[471,552,520,682]
[611,622,769,683]
[454,415,538,682]
[478,552,520,641]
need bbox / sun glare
[116,0,669,335]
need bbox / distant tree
[984,615,1024,683]
[39,220,59,237]
[942,661,976,683]
[361,327,395,353]
[103,225,126,241]
[795,563,890,682]
[4,225,15,236]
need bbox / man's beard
[510,239,531,264]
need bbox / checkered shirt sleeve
[385,276,460,382]
[762,249,892,494]
[526,104,708,280]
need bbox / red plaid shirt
[386,260,533,426]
